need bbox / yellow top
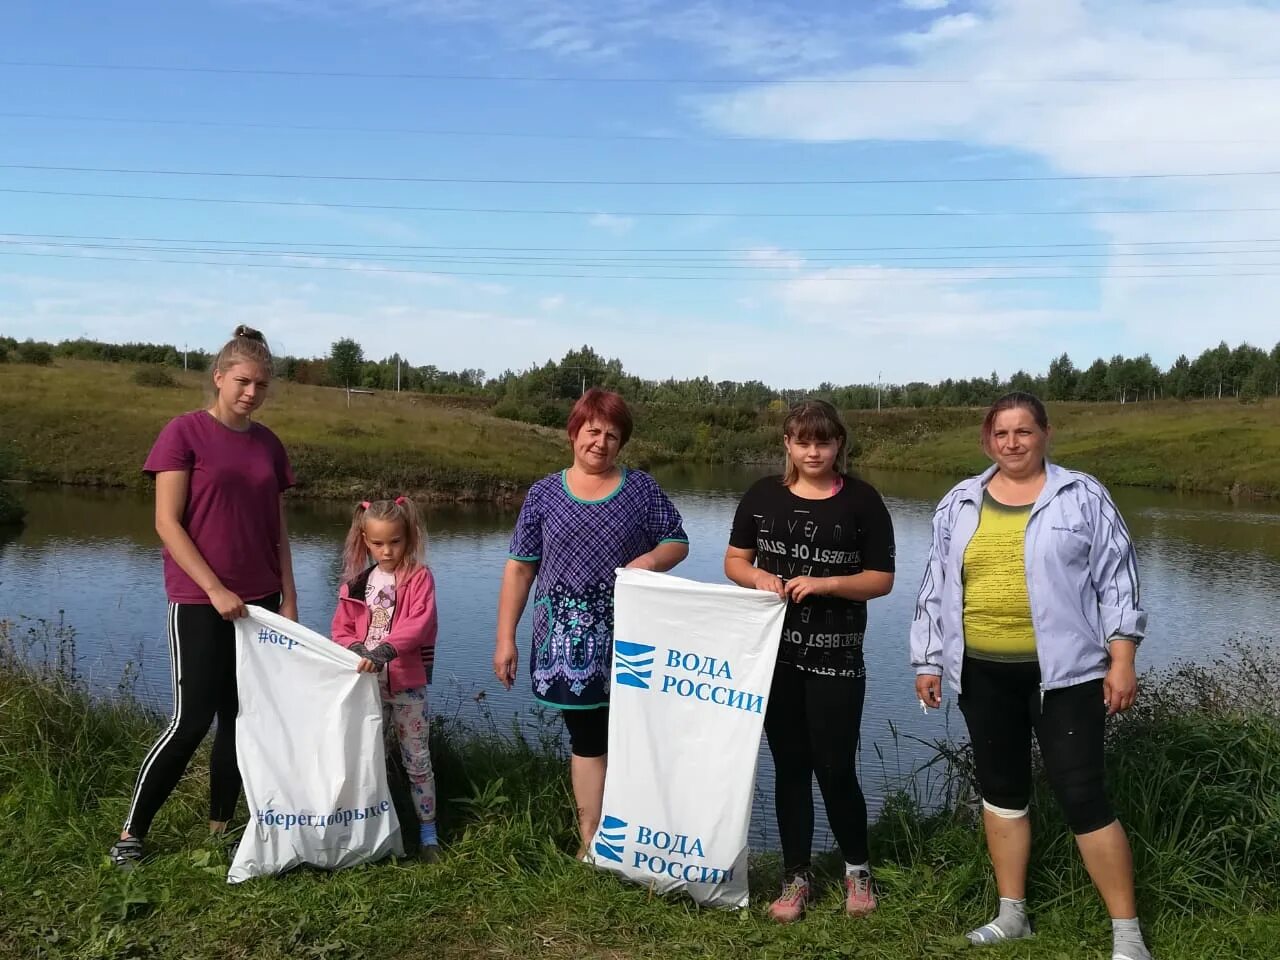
[962,491,1038,662]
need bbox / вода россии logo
[613,640,655,690]
[594,815,628,863]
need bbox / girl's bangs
[786,409,841,443]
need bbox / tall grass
[855,399,1280,497]
[0,360,568,501]
[1,623,1278,959]
[3,361,1279,502]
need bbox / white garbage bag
[590,569,785,908]
[228,605,403,883]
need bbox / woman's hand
[209,586,247,620]
[356,658,380,674]
[1104,638,1139,715]
[784,576,830,603]
[1104,660,1138,715]
[916,674,942,709]
[751,569,786,599]
[493,638,518,690]
[279,597,298,622]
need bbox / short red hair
[567,388,634,446]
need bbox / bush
[14,341,53,366]
[131,366,179,389]
[536,401,568,428]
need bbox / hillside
[0,361,566,502]
[853,400,1280,498]
[2,361,1278,500]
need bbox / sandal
[109,836,144,870]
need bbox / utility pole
[183,344,188,371]
[876,371,882,412]
[396,355,401,393]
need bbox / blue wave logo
[593,815,628,863]
[613,640,655,690]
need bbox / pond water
[3,464,1278,850]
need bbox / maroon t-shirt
[143,411,295,604]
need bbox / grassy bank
[2,618,1277,960]
[0,360,567,502]
[2,360,1279,501]
[851,400,1280,498]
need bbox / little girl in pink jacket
[331,496,440,861]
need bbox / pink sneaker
[845,870,878,917]
[768,875,811,923]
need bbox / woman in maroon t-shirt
[109,326,297,869]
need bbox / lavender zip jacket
[910,461,1147,694]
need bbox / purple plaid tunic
[509,468,688,710]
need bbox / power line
[5,59,1280,85]
[7,161,1280,187]
[7,230,1280,254]
[8,237,1280,268]
[6,247,1280,282]
[5,111,1280,147]
[6,187,1280,219]
[0,110,732,143]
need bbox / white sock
[967,898,1032,945]
[844,861,870,876]
[1111,917,1152,960]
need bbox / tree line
[5,334,1279,412]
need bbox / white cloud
[698,1,1280,173]
[0,262,1086,383]
[773,265,1091,378]
[234,0,864,73]
[695,0,1280,362]
[744,246,806,271]
[587,212,636,235]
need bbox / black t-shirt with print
[729,474,896,678]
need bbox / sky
[3,0,1280,387]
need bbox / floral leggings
[380,677,437,825]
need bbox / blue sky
[3,0,1280,385]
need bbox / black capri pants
[562,706,609,758]
[958,656,1115,835]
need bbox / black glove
[348,642,398,671]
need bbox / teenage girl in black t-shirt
[725,400,895,924]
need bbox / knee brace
[982,799,1030,820]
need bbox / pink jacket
[331,564,438,694]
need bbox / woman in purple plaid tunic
[494,389,689,857]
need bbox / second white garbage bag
[228,606,403,883]
[590,569,785,908]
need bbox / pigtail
[341,496,427,584]
[393,495,427,578]
[340,501,371,583]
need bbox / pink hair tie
[395,495,407,505]
[360,500,371,510]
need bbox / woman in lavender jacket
[910,392,1152,960]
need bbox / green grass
[852,400,1280,497]
[3,360,1280,501]
[2,617,1277,960]
[0,360,568,501]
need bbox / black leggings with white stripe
[123,595,280,839]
